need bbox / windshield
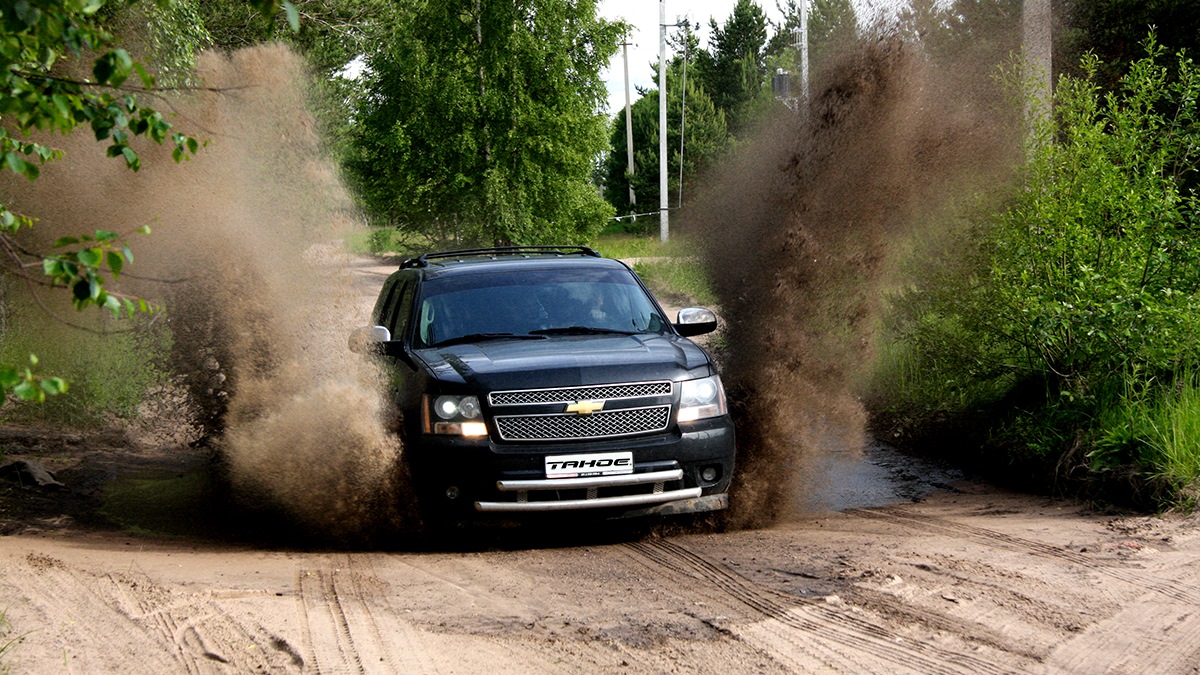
[413,267,667,348]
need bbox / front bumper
[406,415,735,518]
[476,468,700,513]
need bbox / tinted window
[414,267,666,348]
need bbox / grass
[588,233,699,260]
[344,230,720,307]
[1146,383,1200,505]
[587,233,716,307]
[0,297,170,426]
[0,608,20,673]
[344,228,428,256]
[632,259,716,307]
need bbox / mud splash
[686,36,1021,528]
[2,46,406,539]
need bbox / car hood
[413,333,713,390]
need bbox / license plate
[545,451,634,479]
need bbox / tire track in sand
[296,555,438,673]
[848,505,1200,673]
[848,506,1200,604]
[104,571,291,672]
[1045,600,1200,674]
[625,539,1011,674]
[6,553,294,671]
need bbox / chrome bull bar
[475,468,701,513]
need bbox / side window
[373,278,402,328]
[389,281,416,340]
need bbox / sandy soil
[2,483,1199,673]
[2,260,1199,673]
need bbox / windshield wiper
[431,333,546,348]
[531,326,641,336]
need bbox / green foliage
[0,0,290,403]
[0,354,68,403]
[0,607,20,670]
[42,226,154,316]
[0,1,201,181]
[875,39,1200,506]
[1092,373,1200,505]
[694,0,769,133]
[99,0,212,87]
[898,0,1020,88]
[1063,0,1200,88]
[592,233,677,260]
[769,0,859,70]
[589,234,713,306]
[603,51,730,218]
[990,43,1200,388]
[633,258,716,308]
[0,295,171,424]
[345,0,621,248]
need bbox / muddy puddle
[801,442,966,513]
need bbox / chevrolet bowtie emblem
[565,399,605,415]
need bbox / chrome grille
[495,405,671,441]
[490,381,672,407]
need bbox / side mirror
[674,307,718,337]
[349,325,391,354]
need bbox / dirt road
[1,473,1199,673]
[2,259,1199,673]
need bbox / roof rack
[400,246,601,269]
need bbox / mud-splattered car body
[350,247,735,521]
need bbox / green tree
[197,0,387,159]
[100,0,212,85]
[345,0,621,247]
[695,0,769,133]
[603,45,729,220]
[1061,0,1200,88]
[0,0,290,402]
[897,0,1021,87]
[768,0,858,70]
[198,0,378,73]
[879,39,1200,503]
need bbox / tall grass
[1093,373,1200,507]
[589,233,700,260]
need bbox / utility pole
[622,40,636,221]
[659,0,669,242]
[800,0,809,105]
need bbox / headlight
[678,375,728,423]
[425,395,487,437]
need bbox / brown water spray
[3,45,407,537]
[686,36,1022,528]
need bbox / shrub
[875,38,1200,506]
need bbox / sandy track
[3,260,1198,671]
[2,486,1198,673]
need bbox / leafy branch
[0,0,296,403]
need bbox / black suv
[349,246,735,521]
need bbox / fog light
[701,467,719,483]
[445,486,460,500]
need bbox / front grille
[490,381,672,406]
[495,405,671,441]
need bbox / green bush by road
[874,41,1200,508]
